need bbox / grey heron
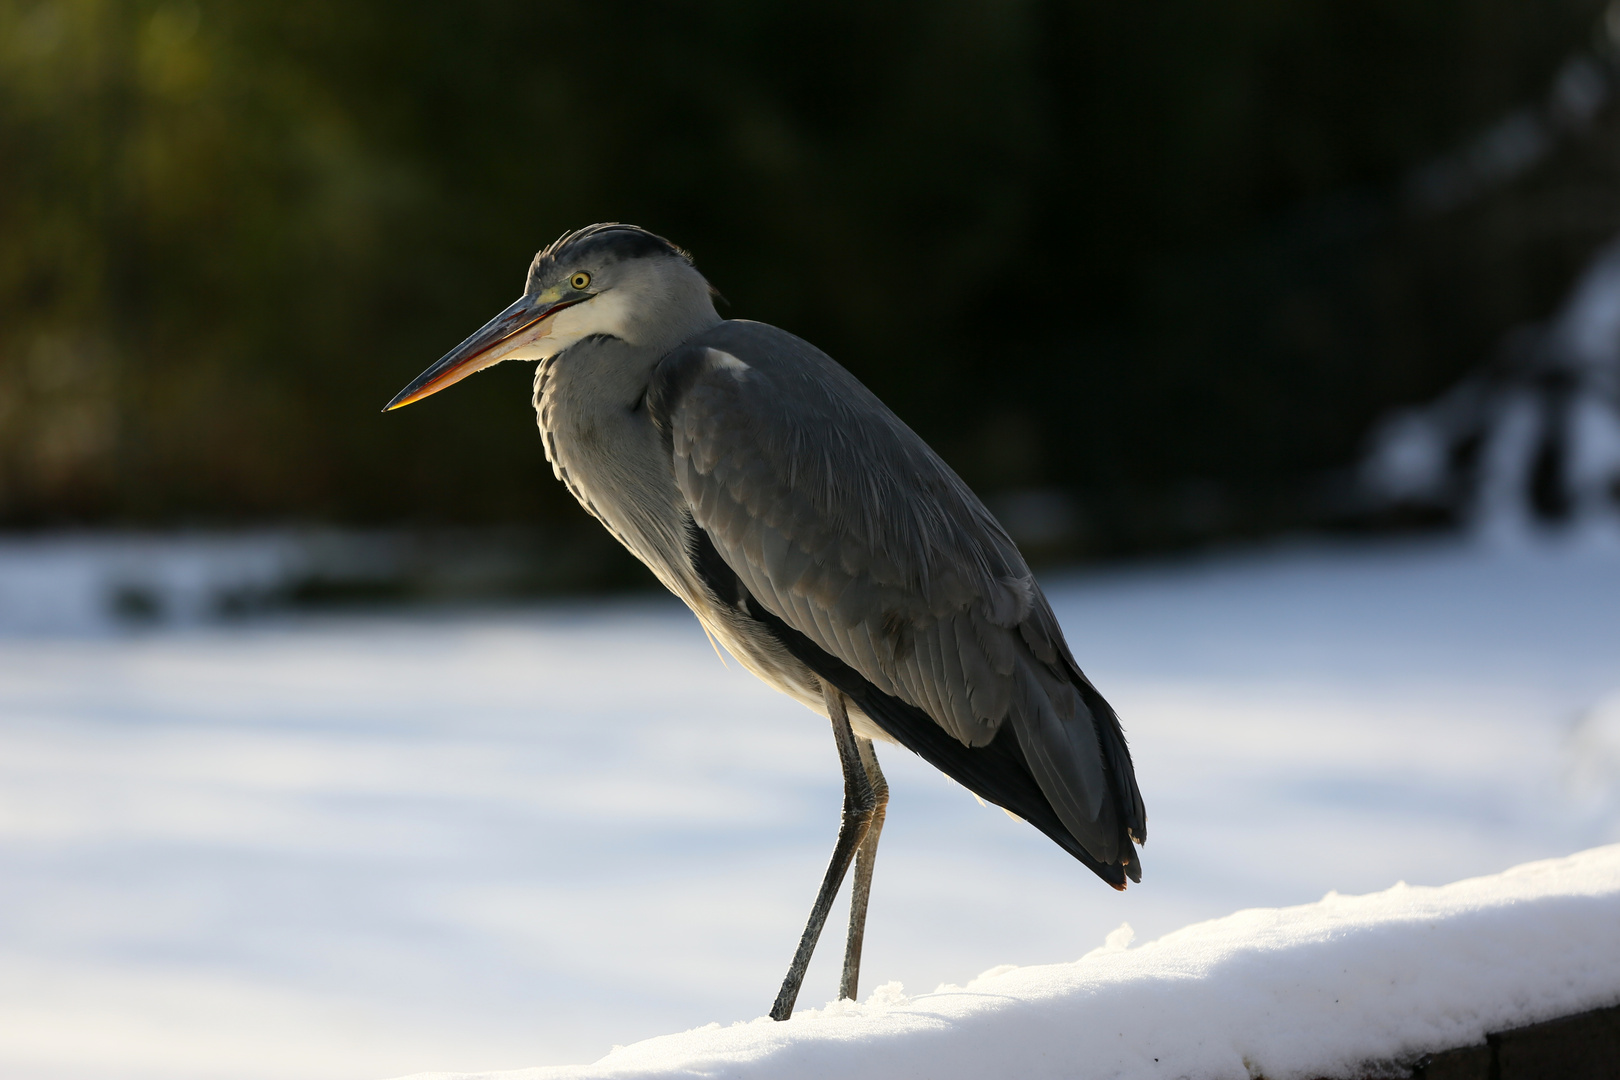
[385,223,1145,1021]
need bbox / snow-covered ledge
[400,846,1620,1080]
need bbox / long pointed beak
[383,293,582,412]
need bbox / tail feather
[752,600,1141,887]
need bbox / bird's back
[647,319,1146,886]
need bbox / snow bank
[0,529,548,635]
[0,532,306,633]
[410,845,1620,1080]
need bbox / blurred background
[3,2,1620,1079]
[4,0,1620,578]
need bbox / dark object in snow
[383,223,1146,1021]
[1410,1001,1620,1080]
[1491,1001,1620,1080]
[1413,1042,1493,1080]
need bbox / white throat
[500,291,638,362]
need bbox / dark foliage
[1,0,1615,564]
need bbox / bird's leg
[839,737,887,1002]
[769,685,877,1021]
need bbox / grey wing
[649,321,1145,882]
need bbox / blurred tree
[0,0,411,519]
[0,0,1612,560]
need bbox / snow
[0,535,1617,1079]
[0,531,309,633]
[409,846,1620,1080]
[1361,226,1620,538]
[1405,51,1610,212]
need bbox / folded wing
[648,321,1145,883]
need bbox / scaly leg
[839,737,887,1002]
[769,685,877,1021]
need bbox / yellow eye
[570,272,591,290]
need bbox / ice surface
[404,846,1620,1080]
[0,536,1616,1079]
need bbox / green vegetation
[1,0,1611,559]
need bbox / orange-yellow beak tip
[382,293,582,417]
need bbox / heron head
[384,223,715,411]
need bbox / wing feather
[650,326,1146,879]
[918,621,954,737]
